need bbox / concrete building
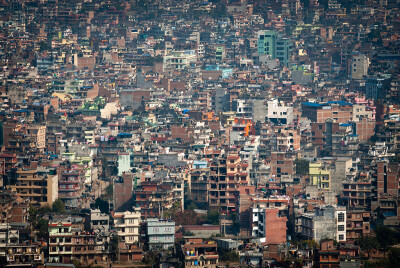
[85,209,110,232]
[350,54,369,79]
[48,220,73,263]
[257,30,293,66]
[119,89,151,109]
[366,76,389,101]
[345,210,371,240]
[26,125,46,153]
[296,206,346,242]
[215,46,225,62]
[146,218,175,250]
[180,237,219,268]
[250,207,287,245]
[209,153,250,214]
[270,152,296,183]
[309,162,331,190]
[266,99,293,125]
[58,170,83,209]
[302,101,353,123]
[12,169,58,207]
[118,152,131,176]
[114,208,141,244]
[163,50,197,71]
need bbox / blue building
[146,219,175,250]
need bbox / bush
[220,251,239,262]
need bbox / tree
[357,235,379,259]
[389,247,400,268]
[36,218,49,240]
[375,226,396,257]
[52,198,66,214]
[220,251,239,262]
[94,198,109,214]
[207,210,220,225]
[295,159,309,175]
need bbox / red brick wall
[356,118,375,141]
[264,209,287,245]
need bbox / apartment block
[146,218,175,250]
[346,210,371,240]
[12,169,58,207]
[209,153,250,214]
[114,209,141,244]
[58,170,83,209]
[302,101,353,123]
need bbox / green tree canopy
[207,210,220,225]
[52,198,66,214]
[357,235,379,258]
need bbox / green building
[257,30,293,66]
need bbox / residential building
[257,30,293,66]
[302,101,353,123]
[266,99,294,125]
[58,170,83,209]
[114,209,141,244]
[250,207,287,245]
[179,237,219,268]
[163,50,197,71]
[146,218,175,250]
[296,206,346,242]
[12,169,58,207]
[209,153,250,214]
[350,54,369,79]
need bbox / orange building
[232,117,253,136]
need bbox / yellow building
[309,163,330,190]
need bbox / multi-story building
[12,169,58,207]
[316,240,340,268]
[366,76,390,101]
[179,237,219,268]
[49,217,112,264]
[250,207,287,245]
[163,50,197,71]
[296,206,347,242]
[342,181,372,208]
[58,170,83,209]
[270,152,296,183]
[257,30,293,66]
[114,209,141,244]
[259,127,300,158]
[266,99,294,125]
[350,54,370,80]
[134,181,175,218]
[302,101,353,123]
[190,168,210,209]
[215,46,225,62]
[371,162,400,226]
[145,218,175,250]
[48,220,73,263]
[309,162,331,190]
[85,209,110,232]
[26,125,46,153]
[209,153,250,214]
[346,210,371,240]
[1,225,44,266]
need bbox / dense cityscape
[0,0,400,267]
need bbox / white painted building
[113,208,141,244]
[266,99,293,125]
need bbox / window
[339,234,344,240]
[338,213,345,222]
[338,225,345,231]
